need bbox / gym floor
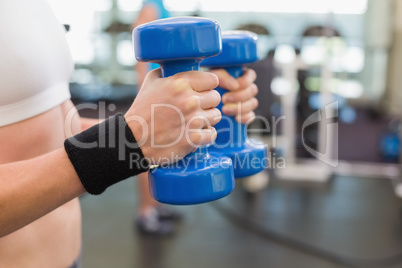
[76,99,402,268]
[80,174,402,268]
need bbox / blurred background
[47,0,402,267]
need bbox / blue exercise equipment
[133,17,235,205]
[201,31,267,178]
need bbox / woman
[0,0,259,266]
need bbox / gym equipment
[379,119,400,162]
[133,17,235,205]
[274,45,334,182]
[201,31,267,178]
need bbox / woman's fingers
[236,68,257,90]
[235,111,256,124]
[187,126,217,147]
[208,68,240,90]
[199,89,221,109]
[222,97,258,116]
[175,71,219,93]
[188,108,221,129]
[222,83,258,104]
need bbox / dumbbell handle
[161,60,201,77]
[214,66,247,146]
[160,60,207,157]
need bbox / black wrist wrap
[64,113,149,195]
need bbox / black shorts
[68,250,82,268]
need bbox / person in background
[131,0,179,236]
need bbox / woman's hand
[125,68,221,165]
[209,68,258,124]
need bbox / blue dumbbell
[201,31,267,178]
[133,17,235,205]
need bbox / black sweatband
[64,113,149,195]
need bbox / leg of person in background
[131,0,179,235]
[136,171,181,235]
[133,59,181,236]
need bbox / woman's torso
[0,0,82,266]
[0,101,82,268]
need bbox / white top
[0,0,73,127]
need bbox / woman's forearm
[0,148,85,237]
